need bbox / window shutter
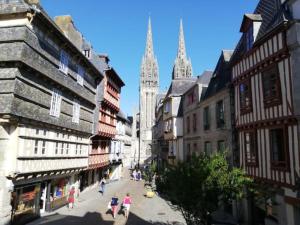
[77,66,84,86]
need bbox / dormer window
[240,14,262,52]
[83,49,91,59]
[246,25,254,51]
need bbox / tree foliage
[156,152,252,225]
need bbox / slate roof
[166,78,197,98]
[202,50,233,100]
[231,0,291,64]
[117,110,128,122]
[196,70,213,85]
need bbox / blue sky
[42,0,258,116]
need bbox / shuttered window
[59,50,69,74]
[77,65,84,86]
[50,89,62,117]
[72,99,80,124]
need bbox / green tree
[156,152,252,225]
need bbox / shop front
[48,177,70,211]
[11,184,41,225]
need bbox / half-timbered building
[232,0,300,224]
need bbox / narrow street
[26,169,186,225]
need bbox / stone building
[182,71,213,159]
[231,0,300,224]
[187,51,233,159]
[139,18,159,165]
[163,78,196,164]
[152,94,167,168]
[0,1,102,224]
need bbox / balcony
[98,122,116,138]
[103,91,120,110]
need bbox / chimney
[25,0,40,5]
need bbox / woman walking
[122,193,132,218]
[68,186,75,209]
[110,193,119,219]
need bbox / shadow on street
[28,211,183,225]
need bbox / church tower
[139,18,159,163]
[172,19,193,79]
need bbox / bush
[156,152,252,225]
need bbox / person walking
[132,169,137,181]
[100,177,106,195]
[122,193,132,218]
[110,193,119,219]
[137,169,142,181]
[68,186,75,209]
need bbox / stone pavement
[26,169,186,225]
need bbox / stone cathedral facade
[139,18,159,163]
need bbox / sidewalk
[27,168,186,225]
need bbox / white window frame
[77,65,84,86]
[59,50,69,75]
[72,99,80,124]
[50,89,62,117]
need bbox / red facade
[89,66,124,169]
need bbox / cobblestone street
[26,169,186,225]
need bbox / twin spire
[145,17,154,59]
[143,17,193,80]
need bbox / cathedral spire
[177,19,187,60]
[172,19,193,79]
[145,17,154,58]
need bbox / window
[270,128,287,168]
[41,141,46,155]
[164,102,170,113]
[187,144,191,161]
[80,145,82,155]
[35,129,39,135]
[83,49,91,59]
[72,99,80,124]
[193,113,197,132]
[203,107,210,130]
[59,50,69,74]
[187,116,190,133]
[55,142,59,155]
[77,65,84,86]
[50,89,62,117]
[75,144,78,155]
[239,81,252,113]
[262,66,281,107]
[218,140,225,152]
[244,131,257,165]
[43,129,47,136]
[66,143,69,155]
[246,25,254,51]
[187,92,195,105]
[193,143,197,152]
[216,100,225,128]
[34,140,38,154]
[61,143,64,155]
[204,141,212,155]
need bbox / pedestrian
[110,193,119,219]
[137,169,142,181]
[68,186,75,209]
[122,193,132,218]
[100,177,106,195]
[132,169,137,181]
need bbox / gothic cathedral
[139,18,192,163]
